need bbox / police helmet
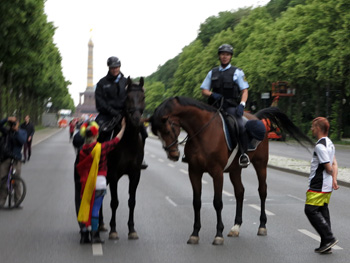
[107,56,121,68]
[218,44,233,55]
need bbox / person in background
[304,117,339,254]
[0,117,27,208]
[76,118,126,244]
[200,44,250,167]
[20,115,35,163]
[69,119,76,142]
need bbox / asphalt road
[0,129,349,263]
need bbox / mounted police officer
[94,56,148,169]
[201,44,250,167]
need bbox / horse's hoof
[109,231,119,240]
[187,236,199,244]
[128,232,139,240]
[257,227,267,236]
[227,225,240,237]
[212,236,224,245]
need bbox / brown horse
[149,96,313,245]
[107,77,145,240]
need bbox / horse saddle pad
[219,113,264,152]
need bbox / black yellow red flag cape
[76,142,101,225]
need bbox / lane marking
[298,229,342,250]
[248,204,275,216]
[168,163,175,168]
[288,194,305,202]
[180,169,188,174]
[202,179,208,185]
[223,190,234,197]
[166,196,177,207]
[158,158,164,162]
[92,244,103,256]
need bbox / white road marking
[223,190,234,197]
[158,158,164,162]
[168,163,175,168]
[180,169,188,174]
[248,204,275,216]
[92,244,103,256]
[166,196,177,207]
[288,194,305,202]
[202,179,208,185]
[298,229,343,250]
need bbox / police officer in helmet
[94,56,148,168]
[201,44,250,167]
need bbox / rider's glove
[235,103,245,117]
[210,92,223,101]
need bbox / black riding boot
[238,133,250,168]
[80,231,91,244]
[140,125,148,169]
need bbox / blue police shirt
[200,64,249,91]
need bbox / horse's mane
[155,96,216,116]
[151,96,216,135]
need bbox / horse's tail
[255,107,314,150]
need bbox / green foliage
[141,0,349,138]
[0,0,74,124]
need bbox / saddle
[220,110,265,152]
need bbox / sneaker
[318,239,338,253]
[239,153,250,168]
[315,247,332,254]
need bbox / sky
[44,0,270,106]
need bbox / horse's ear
[126,76,132,90]
[139,77,144,88]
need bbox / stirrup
[239,153,250,168]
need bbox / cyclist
[0,117,27,208]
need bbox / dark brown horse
[107,77,145,240]
[149,96,313,245]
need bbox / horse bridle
[162,118,181,153]
[162,110,220,153]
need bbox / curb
[267,164,350,188]
[32,128,63,147]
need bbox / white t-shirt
[308,137,335,192]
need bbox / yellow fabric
[77,142,101,223]
[305,191,331,206]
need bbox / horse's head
[149,99,181,161]
[125,77,145,127]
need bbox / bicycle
[0,158,26,208]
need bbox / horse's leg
[187,169,203,245]
[228,168,244,237]
[253,161,268,236]
[212,171,225,245]
[127,171,141,240]
[109,178,120,240]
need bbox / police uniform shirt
[308,137,335,193]
[200,64,249,91]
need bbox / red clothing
[78,136,121,177]
[69,122,75,133]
